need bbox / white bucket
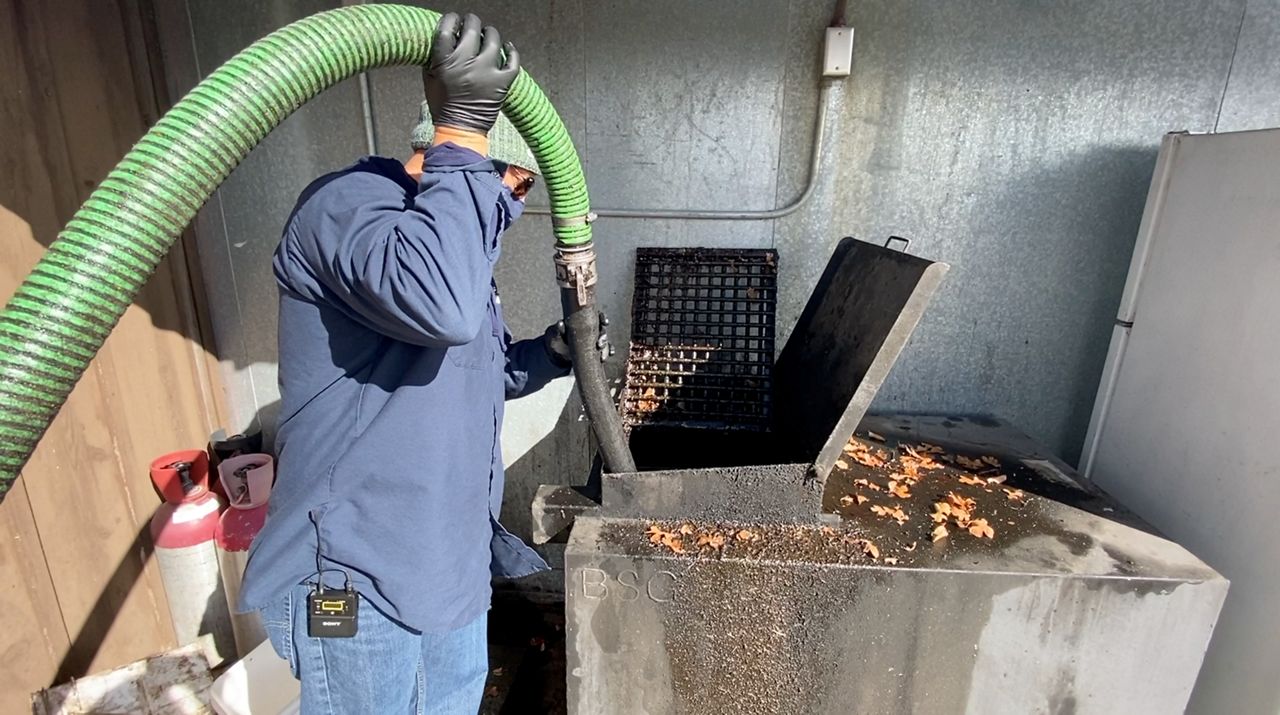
[207,639,300,715]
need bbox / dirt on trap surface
[611,430,1108,569]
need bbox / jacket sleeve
[503,328,571,400]
[279,151,505,347]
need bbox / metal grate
[622,248,778,431]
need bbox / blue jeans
[262,583,488,714]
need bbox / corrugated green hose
[0,4,613,501]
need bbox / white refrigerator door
[1081,128,1280,714]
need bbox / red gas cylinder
[214,453,275,656]
[149,450,235,666]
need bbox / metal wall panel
[179,0,370,435]
[782,0,1244,462]
[1217,0,1280,131]
[166,0,1274,544]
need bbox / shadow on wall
[0,200,211,350]
[499,380,593,544]
[43,521,228,701]
[1030,145,1160,464]
[888,143,1161,465]
[50,525,156,686]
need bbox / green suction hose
[0,4,633,502]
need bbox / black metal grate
[622,248,778,431]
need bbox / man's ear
[403,149,427,180]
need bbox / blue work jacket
[239,144,560,633]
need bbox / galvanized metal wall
[165,0,1278,541]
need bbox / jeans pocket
[263,590,299,679]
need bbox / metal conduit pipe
[524,81,833,222]
[0,4,635,501]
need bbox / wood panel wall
[0,0,226,710]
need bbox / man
[239,13,595,713]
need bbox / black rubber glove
[424,13,520,134]
[546,312,614,367]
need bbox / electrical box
[823,26,854,77]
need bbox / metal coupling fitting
[554,244,598,307]
[551,212,598,229]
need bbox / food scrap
[636,386,660,412]
[696,533,726,550]
[845,438,888,468]
[854,478,883,492]
[954,455,987,471]
[646,524,685,553]
[947,492,976,525]
[931,501,952,523]
[861,539,880,559]
[870,504,909,524]
[903,446,943,471]
[840,494,871,507]
[967,518,995,539]
[646,523,750,555]
[924,492,997,540]
[889,471,916,486]
[833,430,1033,554]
